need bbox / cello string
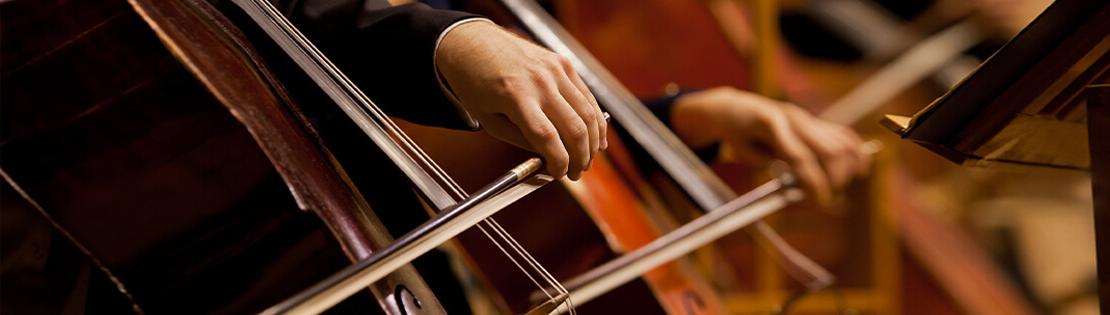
[484,220,567,297]
[483,219,576,314]
[392,133,575,306]
[498,0,832,288]
[480,220,575,314]
[474,225,555,299]
[472,222,575,315]
[330,27,569,302]
[484,219,572,295]
[392,126,574,309]
[379,79,577,313]
[248,0,456,207]
[363,79,573,308]
[245,0,572,310]
[373,106,573,306]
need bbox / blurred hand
[435,20,607,180]
[671,87,870,205]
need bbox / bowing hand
[435,20,607,180]
[670,87,871,205]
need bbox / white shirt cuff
[433,17,492,130]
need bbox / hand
[670,87,870,205]
[435,20,607,180]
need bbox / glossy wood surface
[0,0,444,312]
[0,2,357,309]
[396,119,731,314]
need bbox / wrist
[434,18,495,129]
[434,19,496,81]
[671,91,726,149]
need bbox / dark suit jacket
[279,0,721,160]
[282,0,479,130]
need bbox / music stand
[882,0,1109,311]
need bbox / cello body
[397,120,729,314]
[1,0,457,313]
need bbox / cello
[354,0,836,313]
[266,0,825,312]
[1,0,570,313]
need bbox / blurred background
[397,0,1100,314]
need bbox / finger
[761,112,831,205]
[826,124,870,177]
[803,126,854,189]
[540,94,591,180]
[504,102,570,178]
[560,58,608,150]
[816,122,868,178]
[785,107,855,189]
[800,124,855,189]
[835,123,864,147]
[553,62,600,170]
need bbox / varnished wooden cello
[0,0,843,312]
[350,0,834,312]
[0,0,576,313]
[261,0,839,312]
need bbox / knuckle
[494,76,514,92]
[579,111,597,125]
[557,55,574,69]
[531,124,558,141]
[551,54,567,64]
[542,56,563,70]
[528,67,549,84]
[567,121,589,138]
[495,76,526,100]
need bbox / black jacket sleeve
[281,0,479,130]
